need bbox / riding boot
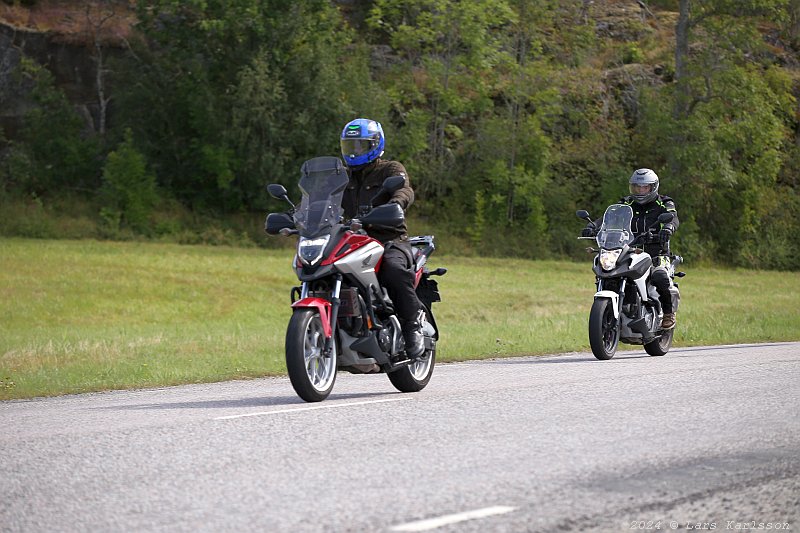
[651,267,674,329]
[402,320,425,360]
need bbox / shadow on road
[670,342,789,352]
[480,353,653,364]
[471,342,795,365]
[92,391,398,411]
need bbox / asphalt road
[2,342,798,533]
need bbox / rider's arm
[385,161,414,209]
[661,196,679,233]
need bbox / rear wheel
[388,307,436,393]
[589,298,619,360]
[285,309,337,402]
[645,328,673,356]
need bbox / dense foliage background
[1,0,799,269]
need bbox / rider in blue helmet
[339,118,425,360]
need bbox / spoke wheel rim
[408,349,433,380]
[303,316,335,392]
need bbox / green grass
[2,238,799,400]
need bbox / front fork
[595,278,627,320]
[293,275,342,357]
[323,276,342,356]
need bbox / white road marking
[390,506,517,532]
[214,397,413,420]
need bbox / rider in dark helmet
[582,168,680,329]
[339,118,425,360]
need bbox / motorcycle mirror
[267,183,296,210]
[267,183,287,199]
[370,175,406,207]
[658,212,674,224]
[382,175,406,193]
[576,209,594,226]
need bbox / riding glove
[581,226,595,238]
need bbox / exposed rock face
[0,24,31,140]
[1,21,112,137]
[593,1,655,42]
[604,62,667,126]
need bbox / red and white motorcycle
[266,156,446,402]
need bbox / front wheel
[588,298,619,360]
[645,328,674,356]
[388,306,436,393]
[285,309,337,402]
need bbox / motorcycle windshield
[597,204,633,249]
[293,157,348,237]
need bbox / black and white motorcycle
[577,204,684,360]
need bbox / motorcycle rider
[339,118,425,359]
[582,168,679,329]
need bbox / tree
[7,57,100,195]
[100,129,158,232]
[80,1,127,136]
[458,0,560,253]
[367,0,516,203]
[640,0,796,265]
[115,0,375,211]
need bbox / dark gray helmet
[629,168,659,204]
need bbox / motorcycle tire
[589,298,619,360]
[644,328,673,356]
[388,306,436,393]
[285,308,337,402]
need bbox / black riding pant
[378,241,422,324]
[650,266,673,314]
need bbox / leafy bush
[622,43,645,64]
[99,130,158,234]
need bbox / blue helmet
[340,118,385,168]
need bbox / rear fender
[291,297,332,338]
[593,290,619,319]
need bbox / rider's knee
[650,267,669,288]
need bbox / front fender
[593,290,619,319]
[291,297,332,338]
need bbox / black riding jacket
[623,194,679,258]
[342,158,414,243]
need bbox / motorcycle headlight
[599,249,622,271]
[298,236,329,266]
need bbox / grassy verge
[2,238,799,400]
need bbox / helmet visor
[341,138,377,158]
[630,183,655,196]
